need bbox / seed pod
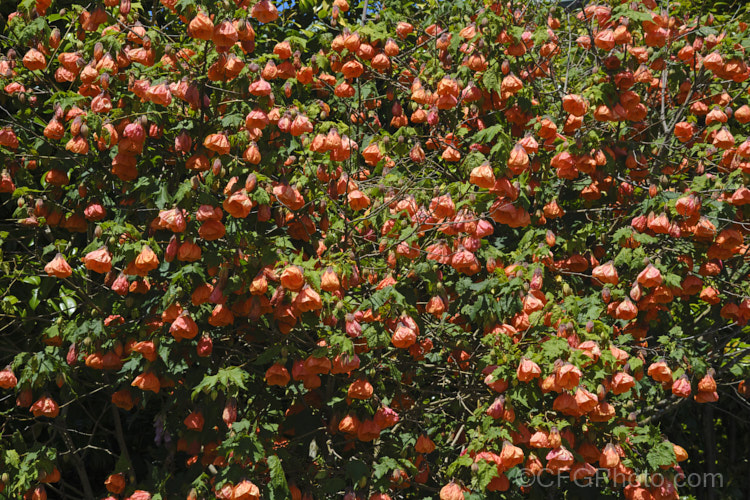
[49,28,61,49]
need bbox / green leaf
[267,455,289,499]
[29,289,40,311]
[192,367,249,399]
[155,183,170,209]
[646,441,677,470]
[446,453,473,476]
[663,273,682,288]
[629,356,644,373]
[475,460,499,490]
[483,67,500,92]
[221,113,244,129]
[5,449,20,467]
[346,460,369,482]
[540,336,569,360]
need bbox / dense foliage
[1,0,750,498]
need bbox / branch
[55,418,95,500]
[637,396,689,426]
[360,0,369,25]
[111,404,137,484]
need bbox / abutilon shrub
[0,0,750,499]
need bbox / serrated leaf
[5,449,20,467]
[483,67,500,91]
[646,441,676,470]
[540,336,569,360]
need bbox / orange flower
[347,379,373,400]
[425,296,446,316]
[132,246,158,275]
[541,199,564,220]
[562,94,588,116]
[243,143,261,164]
[589,400,615,422]
[441,146,461,162]
[303,355,331,375]
[132,341,157,362]
[647,361,672,383]
[555,362,582,390]
[615,299,638,320]
[272,184,305,211]
[250,0,278,23]
[499,441,525,470]
[157,208,186,232]
[186,153,210,171]
[290,115,313,136]
[208,304,234,326]
[198,219,226,240]
[203,133,230,155]
[356,419,381,442]
[347,189,370,211]
[338,414,360,434]
[188,12,213,40]
[0,368,18,389]
[391,323,417,348]
[169,314,199,341]
[636,264,662,288]
[265,363,290,386]
[594,29,615,50]
[131,372,161,393]
[440,482,466,500]
[470,162,495,188]
[693,217,716,240]
[592,261,618,285]
[23,48,46,71]
[293,286,322,312]
[574,387,598,414]
[699,286,720,304]
[698,372,717,392]
[362,143,383,166]
[320,267,340,292]
[517,358,541,382]
[248,78,272,96]
[177,241,202,262]
[694,390,719,403]
[44,253,73,278]
[45,168,70,186]
[111,389,135,411]
[83,247,112,273]
[65,135,89,155]
[331,353,360,375]
[105,473,127,494]
[30,396,60,418]
[183,410,205,431]
[223,190,254,218]
[712,127,734,149]
[341,60,364,79]
[213,20,238,48]
[44,119,65,140]
[280,266,305,291]
[599,443,620,468]
[611,371,635,395]
[415,434,435,454]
